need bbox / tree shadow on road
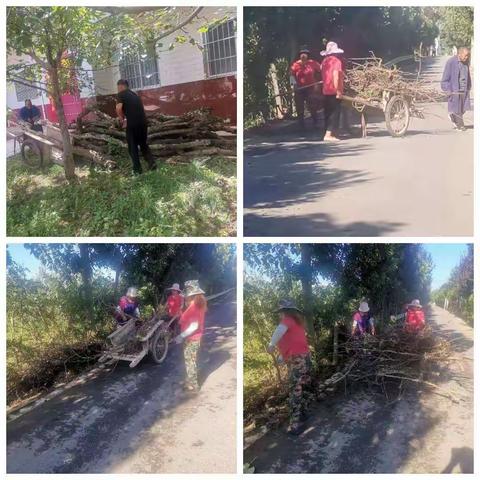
[244,309,473,473]
[244,141,374,206]
[244,211,404,237]
[441,447,473,473]
[7,301,237,474]
[198,303,237,387]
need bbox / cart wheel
[150,330,169,364]
[21,139,43,167]
[385,95,410,137]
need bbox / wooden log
[73,146,117,169]
[154,146,236,158]
[149,139,211,151]
[72,132,127,149]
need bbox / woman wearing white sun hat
[351,301,376,336]
[320,41,345,142]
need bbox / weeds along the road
[6,155,236,237]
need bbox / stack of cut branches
[345,56,443,103]
[73,106,236,168]
[318,326,453,400]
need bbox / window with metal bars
[119,46,160,90]
[202,19,236,78]
[15,81,41,102]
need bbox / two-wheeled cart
[99,313,179,368]
[341,91,425,137]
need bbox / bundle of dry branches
[318,326,453,400]
[73,106,236,168]
[345,56,442,103]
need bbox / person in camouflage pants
[287,353,312,431]
[184,340,200,389]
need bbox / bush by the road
[7,243,236,405]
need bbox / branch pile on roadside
[345,56,442,102]
[245,326,456,432]
[317,326,454,400]
[73,107,237,168]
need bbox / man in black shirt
[116,79,156,174]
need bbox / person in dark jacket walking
[441,47,471,130]
[116,79,156,174]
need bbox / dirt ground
[244,305,473,473]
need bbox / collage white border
[1,0,477,478]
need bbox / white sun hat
[126,287,138,297]
[358,301,370,313]
[409,299,422,308]
[184,280,205,297]
[166,283,181,292]
[320,41,344,56]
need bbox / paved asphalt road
[244,56,473,236]
[7,300,237,474]
[244,305,473,473]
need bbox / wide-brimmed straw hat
[320,41,344,56]
[358,301,370,313]
[184,280,205,297]
[166,283,182,292]
[408,299,422,308]
[276,299,303,314]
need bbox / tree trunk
[300,244,314,339]
[49,67,76,181]
[114,267,121,298]
[78,244,94,322]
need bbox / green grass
[7,154,236,236]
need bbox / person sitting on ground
[351,301,376,336]
[320,41,345,142]
[290,46,322,129]
[391,299,426,333]
[114,287,140,327]
[174,280,207,393]
[267,299,312,435]
[19,99,43,132]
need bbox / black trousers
[323,95,342,133]
[294,87,318,125]
[126,124,155,173]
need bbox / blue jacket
[441,56,471,114]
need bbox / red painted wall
[11,76,237,126]
[97,76,237,124]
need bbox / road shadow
[198,301,237,387]
[244,140,374,211]
[441,447,473,473]
[7,300,236,473]
[244,308,473,473]
[244,211,404,237]
[245,383,442,473]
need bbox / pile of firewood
[72,107,236,169]
[345,56,442,102]
[318,326,453,400]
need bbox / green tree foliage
[244,243,433,407]
[6,6,206,180]
[438,7,474,49]
[432,245,473,326]
[244,6,470,126]
[7,243,236,402]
